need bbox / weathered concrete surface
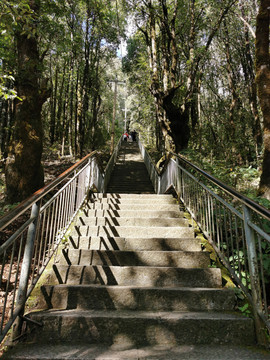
[78,216,189,227]
[3,343,270,359]
[27,310,255,346]
[106,142,155,194]
[92,193,175,199]
[90,197,177,204]
[58,249,210,267]
[48,264,222,287]
[68,236,202,251]
[82,209,184,218]
[70,225,194,238]
[40,285,235,311]
[84,203,181,211]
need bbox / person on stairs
[123,131,129,141]
[131,130,137,142]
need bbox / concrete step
[77,217,189,227]
[110,165,149,170]
[40,285,235,312]
[106,188,155,194]
[109,168,149,172]
[48,265,222,287]
[84,203,181,211]
[70,225,194,238]
[26,310,255,346]
[81,209,184,219]
[92,193,174,199]
[108,171,151,176]
[3,343,270,360]
[89,197,177,204]
[105,190,155,194]
[107,181,153,186]
[58,249,210,268]
[68,236,202,251]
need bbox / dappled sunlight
[2,140,262,358]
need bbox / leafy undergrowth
[185,150,270,210]
[149,147,270,210]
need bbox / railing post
[175,158,181,200]
[243,204,266,345]
[85,159,91,193]
[12,201,41,340]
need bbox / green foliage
[237,301,252,317]
[180,148,268,204]
[0,75,17,99]
[0,202,19,218]
[0,72,24,101]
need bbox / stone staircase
[106,142,155,194]
[3,142,268,360]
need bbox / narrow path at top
[106,141,155,194]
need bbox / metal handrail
[0,151,100,231]
[138,139,270,344]
[0,138,122,343]
[172,152,270,220]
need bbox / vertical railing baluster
[12,201,41,340]
[243,205,265,344]
[258,235,267,314]
[11,234,24,317]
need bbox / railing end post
[12,200,41,341]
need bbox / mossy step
[89,197,177,204]
[92,193,174,199]
[48,265,222,287]
[70,225,194,238]
[58,249,210,268]
[40,284,235,312]
[26,310,255,346]
[67,236,202,252]
[3,343,270,360]
[77,217,188,227]
[84,203,181,211]
[81,209,184,219]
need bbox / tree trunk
[224,20,240,164]
[61,71,70,156]
[255,0,270,199]
[240,6,262,164]
[50,63,59,145]
[5,0,49,203]
[79,14,91,157]
[55,65,66,143]
[0,100,8,158]
[74,68,80,156]
[162,94,190,152]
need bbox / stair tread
[94,193,174,197]
[69,236,197,240]
[30,309,252,321]
[53,264,215,270]
[61,249,207,254]
[68,236,202,251]
[3,343,269,360]
[49,264,222,287]
[85,204,181,210]
[77,218,189,227]
[81,210,184,218]
[42,284,231,291]
[70,225,194,239]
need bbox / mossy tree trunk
[255,0,270,199]
[5,0,49,203]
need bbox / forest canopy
[0,0,270,204]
